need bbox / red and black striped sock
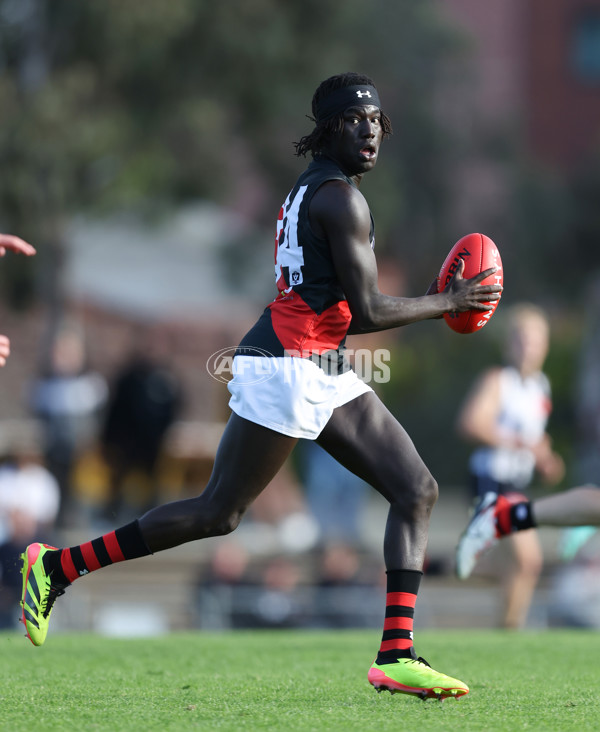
[42,520,152,586]
[376,568,422,665]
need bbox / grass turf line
[0,629,597,731]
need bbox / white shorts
[227,356,373,439]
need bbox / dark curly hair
[294,72,392,158]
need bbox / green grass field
[0,629,598,731]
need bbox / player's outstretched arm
[313,182,501,333]
[0,234,36,257]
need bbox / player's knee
[395,469,438,517]
[183,495,244,539]
[516,550,543,578]
[525,558,543,579]
[415,470,438,511]
[210,510,243,537]
[201,496,245,536]
[427,472,439,506]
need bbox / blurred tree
[0,0,583,482]
[0,0,471,313]
[568,152,600,286]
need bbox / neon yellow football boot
[368,656,469,700]
[21,542,66,646]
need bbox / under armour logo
[356,90,372,98]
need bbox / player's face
[507,316,550,374]
[325,105,383,179]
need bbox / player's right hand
[0,334,10,367]
[0,234,36,257]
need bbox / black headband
[315,84,381,122]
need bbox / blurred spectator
[242,556,309,629]
[29,325,107,525]
[299,439,370,544]
[100,325,183,522]
[456,303,564,629]
[244,459,320,553]
[195,540,251,630]
[312,542,383,628]
[549,546,600,628]
[0,425,60,628]
[196,549,310,630]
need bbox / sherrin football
[438,233,503,334]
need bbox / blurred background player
[455,304,564,628]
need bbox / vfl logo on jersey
[274,186,306,293]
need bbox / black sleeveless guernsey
[237,157,375,374]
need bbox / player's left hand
[0,234,36,257]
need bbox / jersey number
[274,186,306,293]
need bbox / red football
[438,233,503,334]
